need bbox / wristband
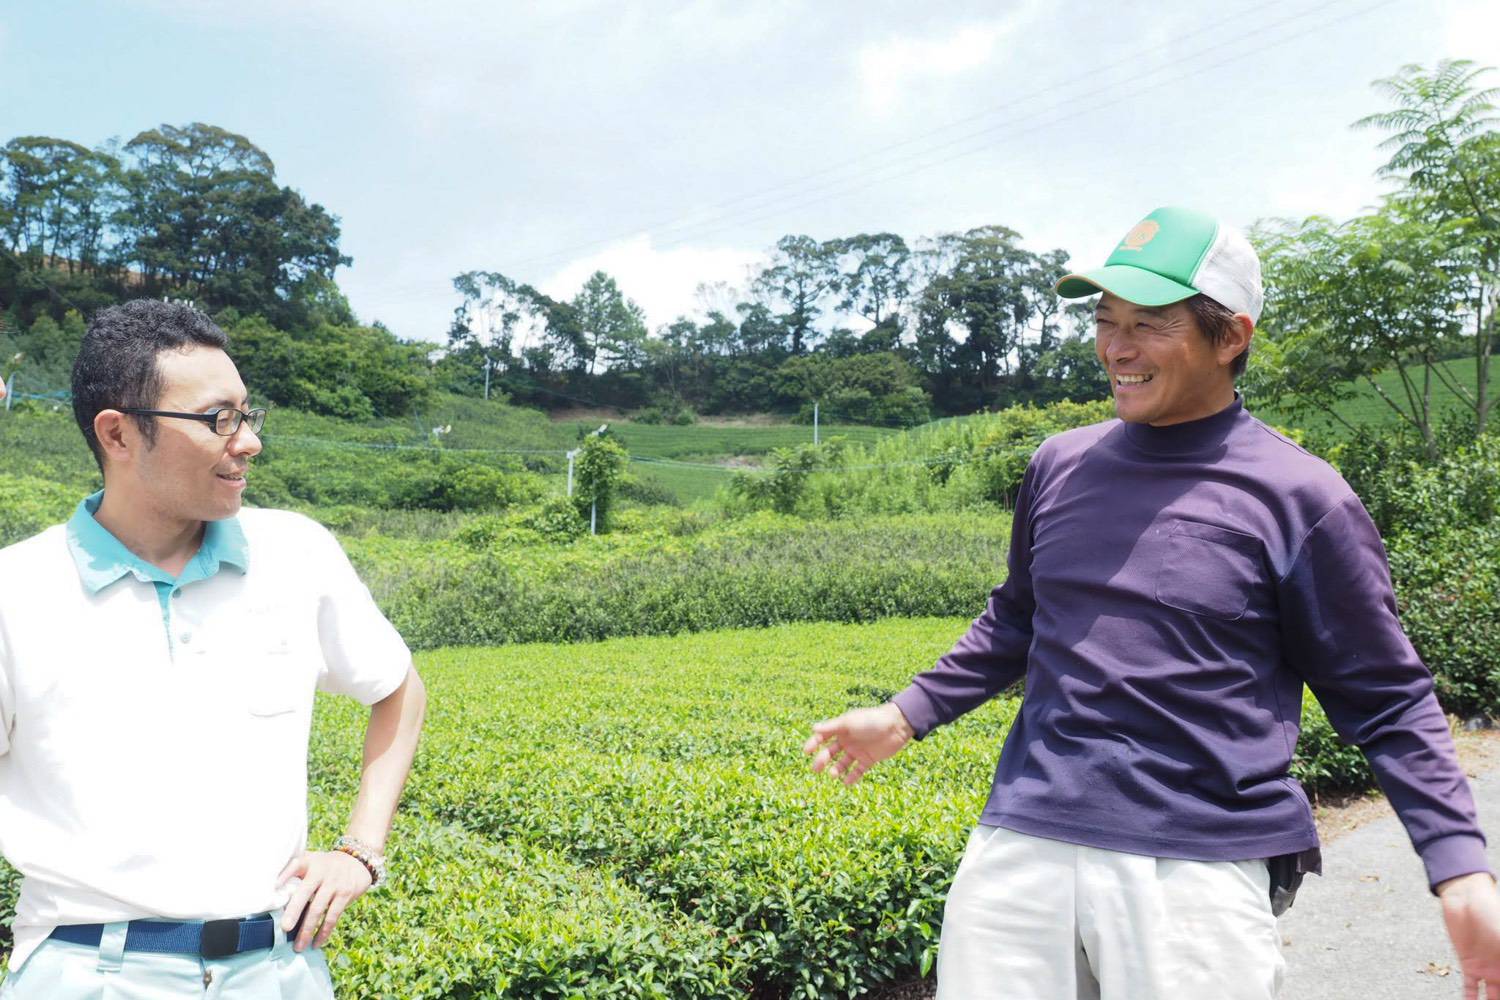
[333,835,388,890]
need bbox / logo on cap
[1118,220,1160,252]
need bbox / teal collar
[66,490,249,594]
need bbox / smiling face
[129,345,262,523]
[1093,292,1246,426]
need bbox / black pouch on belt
[1268,847,1321,917]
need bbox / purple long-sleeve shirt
[892,396,1489,890]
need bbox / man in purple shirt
[805,207,1500,998]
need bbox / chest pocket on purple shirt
[1155,519,1265,621]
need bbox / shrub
[573,435,629,531]
[1389,519,1500,718]
[453,497,586,550]
[783,398,1115,518]
[728,442,837,515]
[632,403,696,426]
[0,475,77,547]
[372,513,1009,649]
[0,621,1442,995]
[1290,691,1375,795]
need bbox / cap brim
[1055,264,1198,307]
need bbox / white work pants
[936,825,1285,1000]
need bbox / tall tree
[571,271,647,374]
[916,226,1049,408]
[1,137,122,271]
[829,232,913,335]
[120,123,348,323]
[1253,208,1468,456]
[752,234,837,354]
[1356,59,1500,433]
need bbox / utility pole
[813,400,819,446]
[568,424,610,537]
[589,423,607,536]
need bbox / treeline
[5,60,1497,434]
[0,120,1105,425]
[1,122,349,331]
[0,122,433,417]
[445,228,1107,422]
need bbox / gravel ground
[1277,734,1500,999]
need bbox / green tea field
[288,618,1359,999]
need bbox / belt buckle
[200,918,240,959]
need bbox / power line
[486,0,1390,275]
[639,0,1400,256]
[260,434,563,457]
[489,0,1323,273]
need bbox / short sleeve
[307,524,412,705]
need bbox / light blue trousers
[0,912,335,999]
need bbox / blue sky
[5,0,1498,343]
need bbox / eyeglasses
[116,406,267,436]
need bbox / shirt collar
[1120,393,1246,457]
[66,491,249,594]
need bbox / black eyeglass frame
[115,406,267,436]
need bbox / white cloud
[540,237,765,328]
[857,9,1033,115]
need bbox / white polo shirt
[0,496,411,969]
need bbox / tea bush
[1389,519,1500,718]
[0,475,78,547]
[359,513,1010,649]
[784,399,1114,517]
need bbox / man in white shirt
[0,300,426,998]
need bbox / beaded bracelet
[334,835,388,890]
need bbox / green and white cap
[1055,206,1263,322]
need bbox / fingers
[276,853,310,888]
[281,876,311,938]
[803,717,843,756]
[804,713,880,786]
[314,894,353,949]
[825,745,872,784]
[296,881,336,952]
[840,758,869,787]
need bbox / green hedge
[791,399,1115,516]
[334,620,1000,997]
[0,475,78,548]
[1390,519,1500,718]
[354,513,1009,649]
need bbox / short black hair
[1184,293,1250,378]
[71,300,229,470]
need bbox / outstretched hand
[802,703,915,786]
[1438,872,1500,999]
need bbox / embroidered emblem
[1118,220,1160,252]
